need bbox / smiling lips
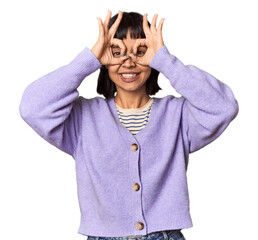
[119,72,141,82]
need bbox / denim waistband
[125,229,181,239]
[87,229,182,240]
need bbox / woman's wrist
[91,44,102,61]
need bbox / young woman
[19,10,239,240]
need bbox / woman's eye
[136,47,147,57]
[112,52,121,58]
[136,51,145,57]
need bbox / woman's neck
[114,94,150,109]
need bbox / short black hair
[96,12,162,100]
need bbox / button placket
[129,142,146,232]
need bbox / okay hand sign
[91,10,128,66]
[129,14,165,66]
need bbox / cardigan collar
[107,96,160,146]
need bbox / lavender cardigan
[19,46,239,237]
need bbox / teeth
[122,74,137,78]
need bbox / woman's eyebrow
[111,46,121,49]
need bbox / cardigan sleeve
[150,46,239,153]
[19,47,101,156]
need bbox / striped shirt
[115,97,155,136]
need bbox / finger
[143,14,151,36]
[97,17,104,40]
[116,55,129,64]
[157,17,165,32]
[151,14,158,30]
[108,55,128,66]
[134,59,149,66]
[103,10,112,32]
[109,11,123,37]
[132,39,147,56]
[110,38,127,57]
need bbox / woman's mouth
[120,72,141,83]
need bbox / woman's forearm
[150,46,239,153]
[19,47,101,156]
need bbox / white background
[1,0,257,239]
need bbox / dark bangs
[108,12,150,39]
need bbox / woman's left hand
[129,14,165,66]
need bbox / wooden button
[136,222,144,230]
[131,143,138,151]
[132,183,140,191]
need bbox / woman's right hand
[91,10,127,66]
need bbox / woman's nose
[122,54,136,67]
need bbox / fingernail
[123,52,126,56]
[132,51,135,55]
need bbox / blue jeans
[87,229,186,240]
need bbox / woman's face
[106,30,151,94]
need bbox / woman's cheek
[139,66,151,78]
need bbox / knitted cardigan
[19,45,239,237]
